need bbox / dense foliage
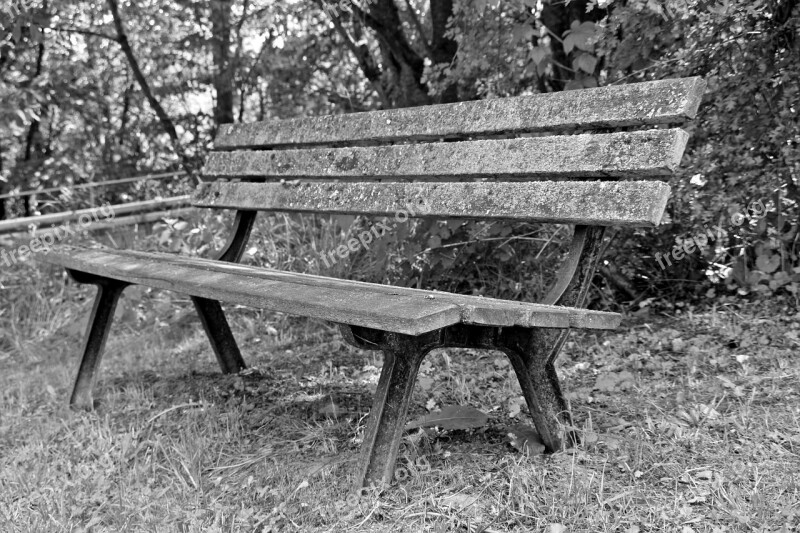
[1,0,798,306]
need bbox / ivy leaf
[512,24,535,43]
[574,52,598,74]
[755,254,780,274]
[708,0,732,15]
[565,76,597,91]
[473,0,502,11]
[530,45,549,66]
[563,21,597,53]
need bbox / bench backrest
[194,77,705,228]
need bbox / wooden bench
[37,77,705,489]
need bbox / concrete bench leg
[192,296,246,374]
[356,332,432,489]
[67,271,129,410]
[500,327,572,453]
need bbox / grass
[1,216,799,532]
[1,270,798,532]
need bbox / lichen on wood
[213,77,706,149]
[202,129,689,180]
[193,180,671,227]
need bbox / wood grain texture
[203,129,689,180]
[36,246,622,334]
[192,180,671,227]
[214,77,706,149]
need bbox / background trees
[1,0,798,304]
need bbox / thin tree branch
[316,0,391,108]
[238,28,273,122]
[106,0,196,177]
[402,0,432,56]
[50,26,118,41]
[231,0,250,76]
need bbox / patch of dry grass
[1,267,799,532]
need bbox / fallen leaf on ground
[507,396,525,418]
[508,424,546,455]
[594,371,636,392]
[694,470,713,481]
[406,405,488,430]
[318,401,344,418]
[440,493,479,511]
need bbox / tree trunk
[210,0,235,125]
[321,1,458,109]
[17,39,46,217]
[365,0,429,107]
[429,0,458,103]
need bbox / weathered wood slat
[214,77,706,149]
[193,180,671,227]
[203,129,688,181]
[37,246,621,334]
[80,248,617,329]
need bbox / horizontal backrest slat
[215,77,705,149]
[192,181,671,227]
[203,129,689,181]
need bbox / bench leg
[191,297,246,374]
[500,327,571,453]
[69,275,129,410]
[356,333,431,489]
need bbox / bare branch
[50,26,118,42]
[106,0,195,177]
[316,0,391,108]
[402,0,432,56]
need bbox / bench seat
[41,245,621,336]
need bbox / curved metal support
[541,225,589,306]
[339,324,387,350]
[213,210,258,262]
[192,209,258,374]
[543,225,607,308]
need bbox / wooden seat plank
[78,248,620,329]
[38,246,621,334]
[193,180,671,227]
[203,129,688,181]
[214,77,706,149]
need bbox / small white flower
[690,173,707,187]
